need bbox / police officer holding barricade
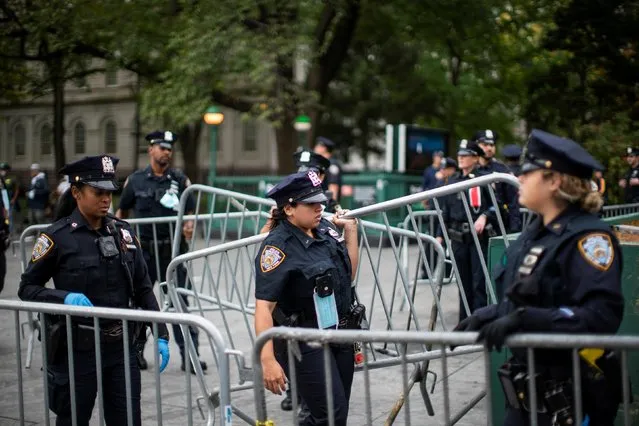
[436,139,495,323]
[116,130,205,373]
[475,130,522,232]
[18,155,170,426]
[255,170,362,426]
[454,130,624,425]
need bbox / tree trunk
[275,121,296,175]
[132,76,142,170]
[50,57,66,173]
[178,121,202,183]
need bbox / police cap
[441,157,458,169]
[520,129,603,179]
[145,130,177,149]
[59,155,120,191]
[267,170,328,207]
[315,136,336,152]
[502,144,523,160]
[474,129,498,145]
[626,147,639,156]
[457,139,484,157]
[294,150,330,173]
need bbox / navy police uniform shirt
[478,158,522,232]
[255,218,353,324]
[623,166,639,203]
[118,166,195,240]
[18,209,169,338]
[477,205,623,342]
[324,158,343,202]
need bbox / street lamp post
[203,106,224,186]
[293,115,312,149]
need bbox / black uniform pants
[276,341,354,426]
[48,343,141,426]
[503,408,552,426]
[451,235,488,322]
[142,246,199,360]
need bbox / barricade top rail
[341,172,519,218]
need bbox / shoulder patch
[260,245,286,273]
[578,233,614,271]
[31,234,54,262]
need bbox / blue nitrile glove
[157,339,170,373]
[63,293,94,307]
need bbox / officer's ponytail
[268,207,289,231]
[54,184,82,220]
[552,173,603,214]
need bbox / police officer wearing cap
[116,130,205,372]
[295,149,344,211]
[436,139,496,322]
[314,137,343,206]
[255,170,359,426]
[475,130,522,233]
[454,130,624,425]
[18,155,170,426]
[619,147,639,203]
[502,144,523,177]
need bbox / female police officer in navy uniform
[455,130,624,425]
[254,170,359,426]
[18,155,170,426]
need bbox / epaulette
[46,217,72,234]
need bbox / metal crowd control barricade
[252,327,638,426]
[0,300,231,426]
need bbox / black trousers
[48,342,141,426]
[276,341,354,426]
[451,236,488,322]
[142,246,199,359]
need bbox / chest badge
[327,228,344,242]
[578,233,614,271]
[121,228,133,244]
[260,245,286,273]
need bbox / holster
[272,308,303,327]
[338,304,367,330]
[45,319,65,363]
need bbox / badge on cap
[164,131,174,142]
[460,139,468,148]
[308,170,322,187]
[102,156,114,174]
[628,147,633,154]
[485,129,494,139]
[578,233,614,271]
[31,233,54,262]
[260,245,286,273]
[300,151,311,162]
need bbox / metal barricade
[602,202,639,218]
[252,327,637,426]
[0,299,231,426]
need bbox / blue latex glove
[63,293,93,307]
[157,339,170,373]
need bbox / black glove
[477,309,523,352]
[453,315,485,332]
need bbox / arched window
[41,123,53,155]
[74,122,86,154]
[104,121,117,153]
[14,124,26,156]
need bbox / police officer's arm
[332,214,359,279]
[18,233,69,303]
[326,163,342,201]
[182,176,196,239]
[517,234,624,334]
[130,229,170,340]
[115,177,133,219]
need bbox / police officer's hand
[262,358,287,395]
[63,293,94,307]
[332,209,357,229]
[182,221,194,240]
[474,215,487,235]
[454,315,484,332]
[631,178,639,186]
[476,310,523,352]
[157,338,170,373]
[619,179,627,188]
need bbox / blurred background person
[619,147,639,203]
[26,163,50,225]
[313,137,343,207]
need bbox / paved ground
[0,236,488,426]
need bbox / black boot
[281,388,293,411]
[180,358,208,374]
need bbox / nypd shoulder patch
[260,245,286,273]
[31,233,54,262]
[578,233,614,271]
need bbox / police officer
[455,130,624,425]
[0,162,20,233]
[18,155,170,426]
[116,130,205,372]
[313,137,343,207]
[0,176,8,294]
[619,147,639,203]
[501,144,522,176]
[436,140,495,322]
[475,130,522,233]
[255,170,359,426]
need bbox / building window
[243,119,258,152]
[104,121,117,153]
[14,124,26,157]
[105,69,118,86]
[74,122,86,154]
[41,124,53,156]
